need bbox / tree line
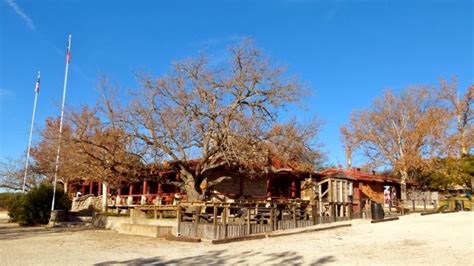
[341,78,473,199]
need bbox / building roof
[319,167,413,185]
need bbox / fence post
[177,205,182,236]
[193,208,199,238]
[213,204,218,226]
[367,200,372,219]
[246,208,251,235]
[213,204,218,239]
[274,203,278,230]
[349,201,353,220]
[270,205,274,231]
[292,203,297,228]
[223,206,228,238]
[412,200,415,212]
[423,198,426,211]
[311,203,317,225]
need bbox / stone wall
[71,194,102,213]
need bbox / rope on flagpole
[51,34,71,211]
[22,71,40,192]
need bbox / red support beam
[89,182,93,195]
[129,184,133,195]
[291,179,297,198]
[143,180,147,195]
[158,183,162,194]
[266,176,272,198]
[81,185,85,195]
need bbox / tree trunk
[400,169,408,205]
[102,182,108,212]
[179,169,201,201]
[460,128,467,156]
[345,148,352,169]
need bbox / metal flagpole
[51,34,71,211]
[22,71,41,192]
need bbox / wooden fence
[176,200,354,240]
[180,216,350,240]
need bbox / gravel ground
[0,211,473,265]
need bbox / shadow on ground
[0,223,98,241]
[95,250,336,265]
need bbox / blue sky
[0,0,472,167]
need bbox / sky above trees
[0,0,472,166]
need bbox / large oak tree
[120,40,321,200]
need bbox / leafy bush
[0,192,16,210]
[7,184,71,225]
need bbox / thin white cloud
[4,0,35,30]
[0,89,13,97]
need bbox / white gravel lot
[0,211,473,265]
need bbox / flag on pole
[51,34,71,212]
[34,71,40,93]
[66,44,71,64]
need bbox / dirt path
[0,211,473,265]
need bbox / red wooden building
[317,167,415,213]
[68,163,313,206]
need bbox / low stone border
[370,217,399,223]
[420,212,439,216]
[165,235,201,243]
[442,210,460,214]
[268,223,352,238]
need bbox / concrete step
[118,223,172,238]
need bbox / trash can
[371,202,384,220]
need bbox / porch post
[98,182,102,196]
[291,179,296,198]
[143,180,147,195]
[89,182,93,195]
[101,182,108,211]
[266,176,272,198]
[129,184,133,195]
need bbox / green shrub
[7,184,71,225]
